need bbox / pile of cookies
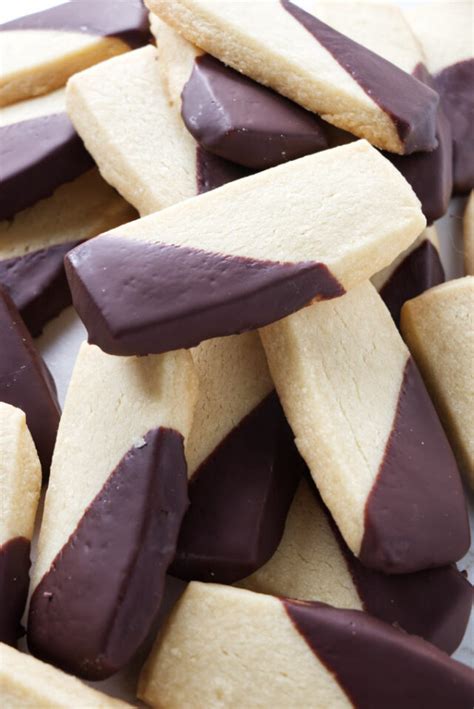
[1,0,473,706]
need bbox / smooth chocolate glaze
[360,357,470,573]
[171,392,303,584]
[387,65,453,224]
[435,59,474,194]
[283,599,474,708]
[0,287,60,475]
[0,0,151,49]
[196,146,252,193]
[183,54,328,169]
[0,241,81,337]
[28,427,188,681]
[379,239,445,328]
[281,0,438,153]
[0,537,31,647]
[0,114,93,221]
[65,235,344,356]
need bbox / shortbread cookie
[0,643,131,708]
[371,227,444,327]
[155,18,328,169]
[0,0,150,106]
[0,288,60,474]
[147,0,439,155]
[314,1,452,225]
[240,477,472,655]
[0,169,136,337]
[401,277,474,486]
[66,140,426,356]
[171,333,301,583]
[0,88,65,126]
[138,583,474,708]
[406,1,474,193]
[66,46,247,216]
[0,404,41,646]
[28,342,197,680]
[260,281,469,573]
[464,191,474,275]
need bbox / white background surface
[2,0,473,704]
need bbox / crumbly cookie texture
[0,88,65,126]
[464,191,474,275]
[401,277,474,486]
[0,643,132,708]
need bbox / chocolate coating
[171,392,302,584]
[0,0,151,49]
[0,537,31,647]
[0,287,60,475]
[65,235,344,356]
[284,599,474,708]
[0,241,81,337]
[379,239,445,328]
[435,59,474,194]
[281,0,438,153]
[361,357,470,573]
[183,54,328,169]
[0,114,93,221]
[28,427,188,681]
[196,146,252,193]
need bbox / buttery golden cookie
[401,277,474,486]
[66,140,426,356]
[146,0,439,154]
[0,288,60,474]
[464,191,474,275]
[260,281,469,573]
[371,227,444,327]
[28,342,198,680]
[0,404,41,647]
[138,583,474,708]
[66,46,248,216]
[0,0,150,106]
[0,643,131,708]
[406,1,473,193]
[239,477,472,655]
[172,333,301,583]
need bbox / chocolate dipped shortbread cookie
[0,0,150,106]
[465,191,474,276]
[401,277,474,486]
[406,1,474,193]
[0,643,131,708]
[260,281,469,573]
[239,477,472,655]
[0,404,41,647]
[146,0,439,154]
[371,227,444,328]
[28,342,198,680]
[172,333,301,583]
[138,583,474,708]
[66,140,426,356]
[0,288,60,474]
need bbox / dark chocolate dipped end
[0,537,31,646]
[28,427,188,680]
[171,392,303,584]
[66,235,344,356]
[196,147,252,194]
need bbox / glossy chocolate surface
[435,59,474,194]
[28,427,188,680]
[0,287,60,475]
[0,114,93,221]
[171,392,302,584]
[281,0,438,153]
[360,357,470,573]
[284,599,474,708]
[183,54,328,169]
[65,235,344,356]
[0,240,81,337]
[0,537,31,647]
[196,146,252,193]
[0,0,151,49]
[379,239,445,328]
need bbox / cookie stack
[1,1,473,707]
